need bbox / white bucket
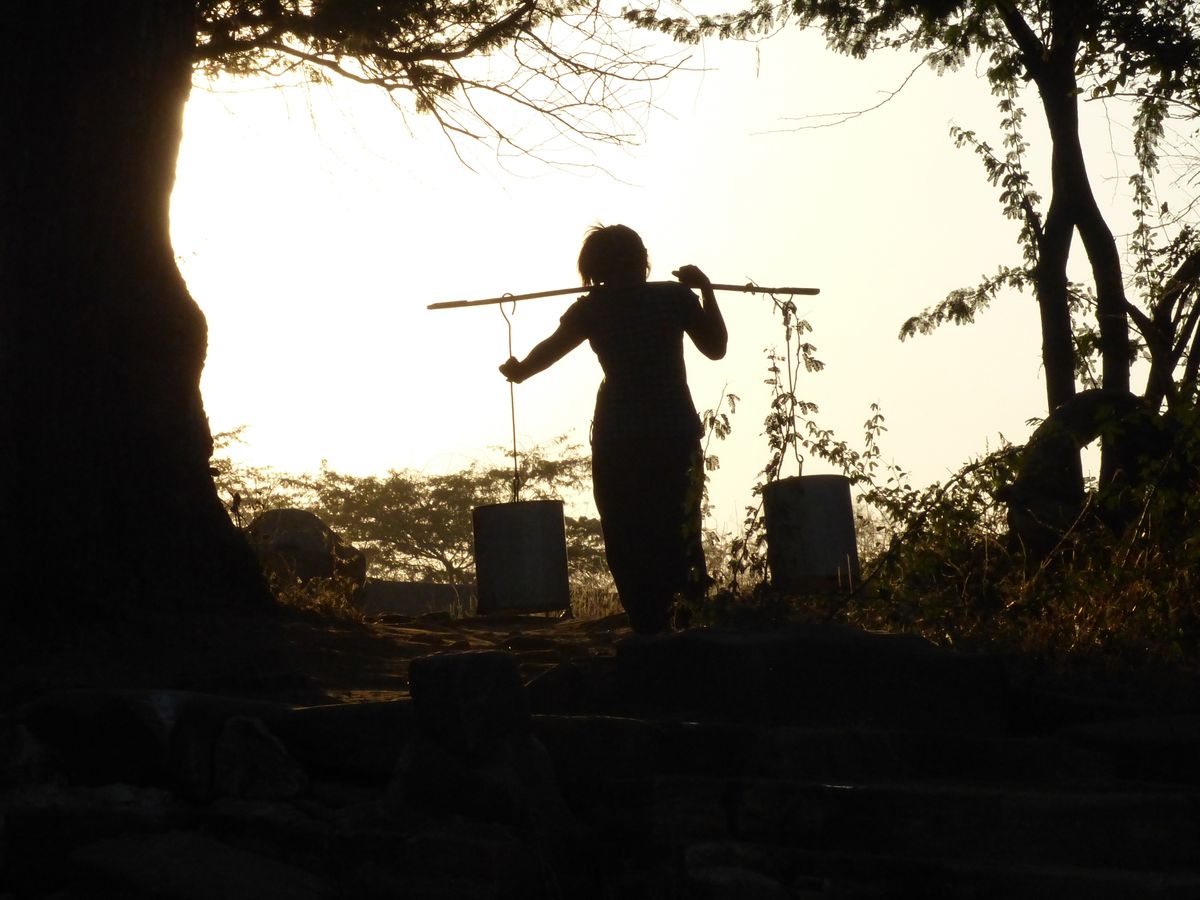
[763,474,860,593]
[472,499,570,614]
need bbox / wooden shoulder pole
[427,282,820,311]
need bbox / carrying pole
[428,282,820,311]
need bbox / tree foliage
[194,0,684,155]
[214,435,607,586]
[620,1,1200,673]
[632,0,1200,538]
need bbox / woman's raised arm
[499,324,586,383]
[674,265,728,360]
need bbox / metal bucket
[763,474,860,593]
[472,499,570,614]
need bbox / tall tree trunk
[1034,5,1133,491]
[1008,0,1141,542]
[1012,7,1087,515]
[1033,199,1079,414]
[1047,91,1135,489]
[0,1,269,620]
[999,1,1080,419]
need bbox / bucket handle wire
[499,296,520,502]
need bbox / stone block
[615,625,1008,732]
[70,831,327,900]
[213,716,307,801]
[408,651,529,760]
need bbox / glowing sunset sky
[171,25,1144,529]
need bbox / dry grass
[267,573,365,623]
[569,584,623,621]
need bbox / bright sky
[171,25,1139,531]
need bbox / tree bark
[0,1,269,620]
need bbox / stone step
[533,715,1110,789]
[680,841,1200,900]
[590,775,1200,872]
[68,831,329,900]
[613,626,1010,732]
[1059,714,1200,786]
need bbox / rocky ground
[0,606,627,710]
[2,607,1199,898]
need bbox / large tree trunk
[0,1,269,620]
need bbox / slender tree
[0,1,674,620]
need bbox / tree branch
[992,0,1047,79]
[769,54,930,131]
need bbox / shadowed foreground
[2,610,1199,898]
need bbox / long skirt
[591,435,708,633]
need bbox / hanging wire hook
[499,296,520,502]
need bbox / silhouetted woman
[500,224,727,633]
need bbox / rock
[2,783,178,895]
[389,735,514,823]
[246,508,367,602]
[1060,714,1200,785]
[270,700,415,781]
[525,655,619,717]
[388,730,576,831]
[407,651,530,760]
[404,815,536,883]
[16,690,411,801]
[614,625,1008,732]
[213,716,308,801]
[391,650,535,823]
[683,841,827,897]
[201,797,333,870]
[525,662,595,715]
[0,718,60,788]
[683,866,791,900]
[387,734,591,895]
[390,650,590,891]
[69,831,328,900]
[18,690,181,788]
[16,690,293,799]
[347,863,500,900]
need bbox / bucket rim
[472,498,565,513]
[767,473,852,487]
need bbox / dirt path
[0,607,632,711]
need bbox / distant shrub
[266,572,365,623]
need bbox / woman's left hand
[672,265,712,289]
[499,356,525,383]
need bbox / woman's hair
[577,224,650,286]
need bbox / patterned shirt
[559,281,705,446]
